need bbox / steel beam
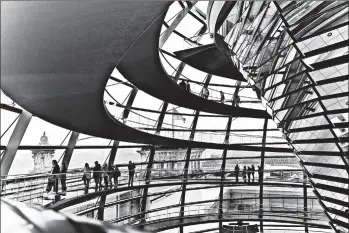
[122,87,138,119]
[297,21,349,42]
[107,140,120,167]
[139,146,155,226]
[304,39,349,58]
[179,110,200,233]
[61,131,79,168]
[0,104,22,114]
[179,74,210,233]
[0,109,32,178]
[160,2,197,48]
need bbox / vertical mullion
[259,118,268,232]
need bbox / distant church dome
[39,131,49,146]
[30,131,55,173]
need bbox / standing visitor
[83,163,91,194]
[46,160,60,194]
[186,80,191,92]
[128,161,136,186]
[242,166,247,183]
[108,164,115,188]
[220,91,225,103]
[258,165,262,183]
[234,164,240,182]
[102,163,109,190]
[92,161,102,191]
[251,165,256,182]
[60,162,67,195]
[114,166,121,187]
[247,166,252,183]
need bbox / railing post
[97,194,107,221]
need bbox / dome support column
[1,109,32,179]
[218,82,239,231]
[259,118,268,233]
[61,131,79,168]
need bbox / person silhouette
[258,165,262,183]
[234,164,240,182]
[242,166,247,183]
[247,166,252,183]
[251,165,256,182]
[128,161,136,186]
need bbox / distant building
[138,147,205,175]
[30,132,55,173]
[201,151,299,171]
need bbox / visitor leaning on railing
[102,163,109,189]
[92,161,102,191]
[1,166,305,205]
[45,160,60,194]
[82,163,91,194]
[60,162,67,195]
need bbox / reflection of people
[235,164,240,182]
[60,162,67,194]
[46,160,60,193]
[128,161,136,186]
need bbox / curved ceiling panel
[1,1,169,142]
[117,7,267,118]
[0,2,268,148]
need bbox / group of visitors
[46,160,137,195]
[234,164,262,183]
[178,79,231,104]
[179,79,229,103]
[83,161,121,192]
[46,160,67,195]
[82,160,135,193]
